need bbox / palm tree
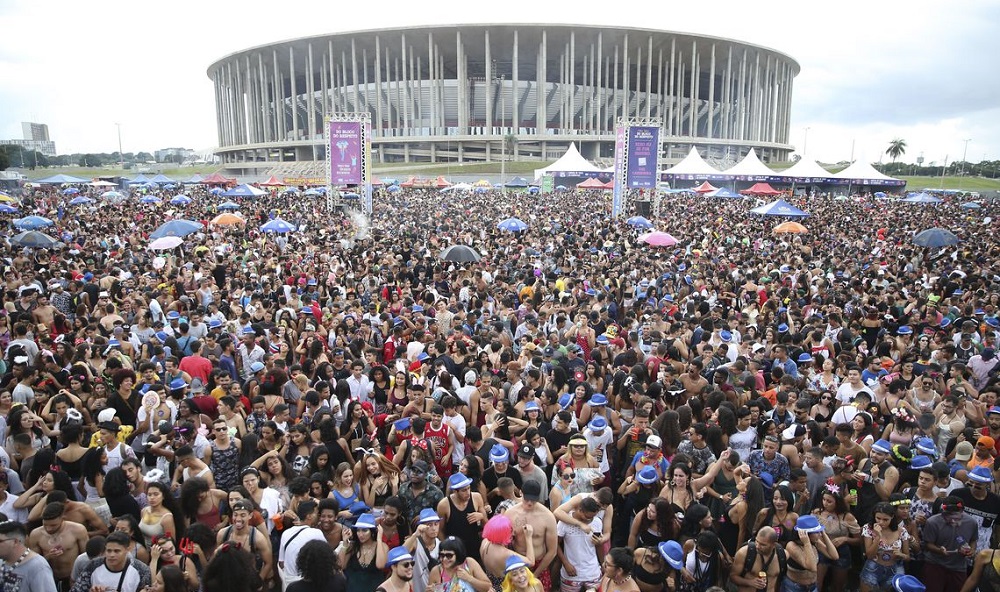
[886,139,907,163]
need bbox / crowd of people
[0,178,997,592]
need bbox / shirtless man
[28,502,88,589]
[730,527,785,592]
[37,491,108,537]
[680,360,709,401]
[216,499,273,583]
[31,292,56,332]
[504,481,558,591]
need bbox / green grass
[374,160,555,175]
[23,164,223,181]
[894,175,1000,192]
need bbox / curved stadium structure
[208,24,799,175]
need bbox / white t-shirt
[279,525,326,579]
[835,382,873,405]
[583,427,614,474]
[445,413,467,466]
[557,512,603,582]
[88,562,145,592]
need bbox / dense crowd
[0,180,997,592]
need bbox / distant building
[21,122,50,142]
[154,147,197,162]
[0,139,57,157]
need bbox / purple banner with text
[626,126,660,188]
[329,121,362,185]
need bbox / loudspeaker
[634,200,652,216]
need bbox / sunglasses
[439,552,456,559]
[561,473,576,480]
[215,427,228,432]
[398,561,414,568]
[820,396,831,401]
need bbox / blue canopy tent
[504,177,530,188]
[183,174,204,184]
[128,174,152,185]
[35,174,88,184]
[901,193,942,204]
[707,188,742,199]
[749,199,810,217]
[222,184,266,198]
[149,174,176,184]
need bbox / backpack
[740,541,786,585]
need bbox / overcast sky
[2,0,999,166]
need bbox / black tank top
[445,495,483,562]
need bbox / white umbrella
[148,236,184,250]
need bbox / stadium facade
[208,24,799,174]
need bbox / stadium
[208,24,800,177]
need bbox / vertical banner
[540,175,554,194]
[626,126,660,188]
[329,121,362,185]
[611,124,627,218]
[363,120,373,214]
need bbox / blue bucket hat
[386,546,413,567]
[489,444,510,463]
[658,541,684,570]
[872,439,893,454]
[636,466,659,485]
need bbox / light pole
[802,127,810,158]
[115,123,125,170]
[958,138,971,190]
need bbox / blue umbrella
[150,219,203,239]
[209,187,225,195]
[626,216,653,229]
[140,195,161,204]
[260,218,297,233]
[218,202,240,211]
[342,193,360,200]
[0,204,18,214]
[69,196,93,205]
[498,218,529,232]
[14,216,54,230]
[901,192,942,204]
[527,187,540,195]
[874,191,887,198]
[169,195,193,205]
[283,187,299,193]
[163,184,176,190]
[101,191,124,200]
[386,185,401,193]
[913,227,959,248]
[9,230,61,248]
[303,188,322,196]
[61,187,80,195]
[960,202,982,209]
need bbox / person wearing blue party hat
[950,465,999,555]
[378,546,416,592]
[500,555,543,592]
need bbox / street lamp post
[958,138,971,190]
[803,127,810,158]
[116,123,125,170]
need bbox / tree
[503,134,518,161]
[886,139,907,163]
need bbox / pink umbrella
[638,231,679,246]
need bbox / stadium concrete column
[708,43,716,139]
[666,39,674,135]
[689,40,696,137]
[538,30,546,137]
[512,29,519,155]
[273,49,282,143]
[289,46,298,142]
[374,37,383,144]
[456,31,467,135]
[485,30,493,160]
[646,36,653,120]
[657,48,664,122]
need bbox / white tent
[772,158,834,179]
[722,148,776,177]
[87,180,118,187]
[440,183,473,193]
[833,159,903,182]
[534,143,602,179]
[662,146,721,176]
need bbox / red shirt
[178,354,213,384]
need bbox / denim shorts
[818,543,852,569]
[781,579,817,592]
[860,560,903,587]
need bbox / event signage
[329,121,362,185]
[626,126,660,188]
[611,125,627,217]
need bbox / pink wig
[483,514,513,545]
